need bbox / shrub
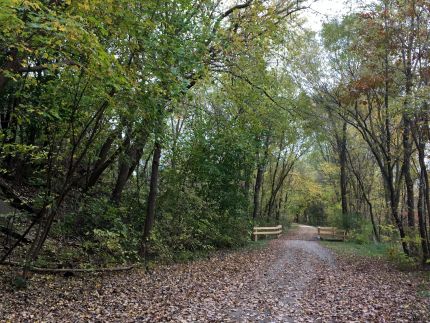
[386,246,416,270]
[151,177,250,261]
[350,223,375,244]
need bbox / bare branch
[221,0,253,19]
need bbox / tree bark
[85,132,118,190]
[111,136,148,204]
[413,113,430,261]
[139,141,162,258]
[267,159,295,219]
[402,114,415,230]
[339,121,348,216]
[346,151,380,242]
[266,138,283,218]
[252,137,269,220]
[417,179,429,263]
[252,164,264,220]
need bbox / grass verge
[320,241,390,259]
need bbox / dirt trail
[1,224,429,322]
[284,224,319,241]
[226,224,334,322]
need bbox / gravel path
[225,224,335,322]
[1,224,429,322]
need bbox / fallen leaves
[296,253,430,322]
[0,225,429,322]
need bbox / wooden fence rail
[253,225,282,241]
[317,226,346,241]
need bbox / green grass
[321,240,430,271]
[320,241,390,259]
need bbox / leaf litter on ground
[0,225,429,322]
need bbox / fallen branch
[0,178,39,214]
[1,261,134,273]
[0,226,31,244]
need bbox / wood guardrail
[317,226,346,241]
[253,225,282,241]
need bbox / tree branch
[1,261,134,274]
[221,0,253,19]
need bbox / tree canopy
[0,0,429,271]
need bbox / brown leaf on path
[0,225,429,322]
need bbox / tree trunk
[252,137,269,220]
[413,115,430,261]
[339,121,348,216]
[417,179,429,263]
[139,141,162,258]
[266,141,283,218]
[388,180,409,255]
[402,0,416,231]
[111,160,131,204]
[368,197,380,242]
[111,137,147,204]
[85,132,118,190]
[267,161,295,219]
[402,115,415,229]
[347,151,380,242]
[243,166,252,207]
[252,164,264,220]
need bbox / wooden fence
[317,226,346,241]
[253,225,282,241]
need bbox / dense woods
[0,0,429,276]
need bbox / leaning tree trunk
[85,132,121,191]
[347,150,380,242]
[26,188,70,262]
[387,179,409,256]
[111,137,147,204]
[26,208,56,263]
